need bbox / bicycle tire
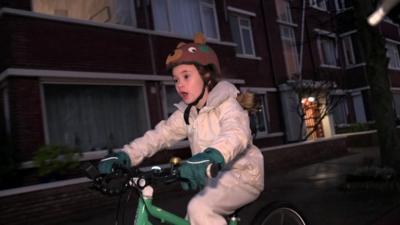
[251,201,308,225]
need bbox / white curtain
[152,0,217,38]
[44,84,149,152]
[169,0,202,36]
[320,36,337,65]
[112,0,135,26]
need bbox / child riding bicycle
[98,33,264,225]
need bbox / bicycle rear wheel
[251,201,307,225]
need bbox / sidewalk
[62,147,400,225]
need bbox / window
[162,83,181,118]
[276,0,299,77]
[310,0,327,10]
[43,84,149,152]
[342,36,355,66]
[341,33,363,66]
[317,34,338,66]
[280,26,300,77]
[240,88,270,137]
[229,13,256,56]
[330,96,348,125]
[393,93,400,119]
[386,42,400,69]
[152,0,219,39]
[335,0,352,11]
[32,0,136,26]
[252,93,269,135]
[276,0,293,23]
[352,92,367,123]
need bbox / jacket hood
[174,81,239,112]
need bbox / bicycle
[83,157,308,225]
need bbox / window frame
[392,91,400,119]
[276,0,294,24]
[330,94,349,126]
[199,0,221,40]
[309,0,327,11]
[228,9,257,57]
[386,40,400,70]
[31,0,137,27]
[239,87,271,138]
[40,80,151,152]
[160,81,181,119]
[351,91,367,123]
[280,25,300,77]
[315,29,339,68]
[342,35,356,66]
[334,0,352,11]
[1,86,11,137]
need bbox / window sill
[319,64,341,69]
[20,140,191,169]
[383,18,400,27]
[276,20,298,27]
[235,54,262,60]
[335,7,353,14]
[255,132,284,139]
[345,62,366,69]
[310,6,329,12]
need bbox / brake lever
[81,162,100,180]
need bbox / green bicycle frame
[133,196,238,225]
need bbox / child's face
[172,64,206,105]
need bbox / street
[61,147,400,225]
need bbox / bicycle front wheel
[251,201,307,225]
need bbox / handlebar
[82,163,181,195]
[82,157,223,195]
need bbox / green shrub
[33,145,81,178]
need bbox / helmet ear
[177,42,186,48]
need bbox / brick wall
[264,137,348,173]
[5,14,153,74]
[0,182,117,225]
[8,77,45,161]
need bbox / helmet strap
[183,80,207,125]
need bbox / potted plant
[33,145,81,182]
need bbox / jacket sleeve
[122,110,187,166]
[209,98,252,163]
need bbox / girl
[98,33,264,225]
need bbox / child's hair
[194,63,220,91]
[237,91,260,136]
[236,91,259,112]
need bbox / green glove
[98,151,131,174]
[179,148,225,191]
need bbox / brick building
[1,0,399,181]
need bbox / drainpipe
[260,0,277,84]
[143,0,157,75]
[299,0,306,80]
[260,0,289,139]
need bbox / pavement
[61,147,400,225]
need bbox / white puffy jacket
[123,81,264,191]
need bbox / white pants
[187,170,261,225]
